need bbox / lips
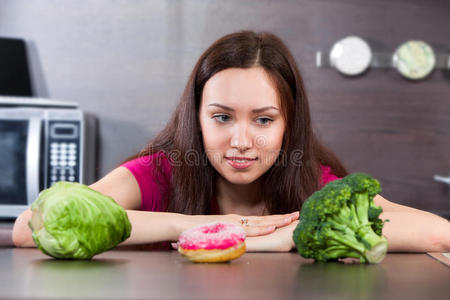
[225,157,257,169]
[225,157,257,162]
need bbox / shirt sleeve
[121,152,172,212]
[320,165,341,188]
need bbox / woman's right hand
[181,211,300,237]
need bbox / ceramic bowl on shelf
[392,40,436,80]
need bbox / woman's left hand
[245,220,299,252]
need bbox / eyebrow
[207,103,279,113]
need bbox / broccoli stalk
[293,173,388,264]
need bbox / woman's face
[199,67,286,185]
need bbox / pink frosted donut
[178,222,246,263]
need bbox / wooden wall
[0,0,449,216]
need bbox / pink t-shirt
[121,152,341,213]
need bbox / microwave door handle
[26,118,41,203]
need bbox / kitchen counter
[0,247,448,299]
[1,222,449,299]
[0,221,14,247]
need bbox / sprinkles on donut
[178,222,246,263]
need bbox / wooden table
[0,247,448,300]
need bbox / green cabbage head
[28,181,131,259]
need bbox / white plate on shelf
[329,36,372,76]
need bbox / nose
[230,123,253,152]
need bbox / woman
[12,31,450,252]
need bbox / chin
[222,173,260,185]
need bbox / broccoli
[293,173,388,264]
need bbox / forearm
[375,194,442,218]
[119,210,189,246]
[380,211,450,252]
[12,208,192,247]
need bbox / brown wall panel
[310,91,450,216]
[0,0,449,216]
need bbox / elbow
[434,236,450,253]
[441,228,450,253]
[429,220,450,253]
[12,209,35,248]
[11,229,23,248]
[12,227,29,248]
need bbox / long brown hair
[125,30,348,215]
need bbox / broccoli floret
[342,173,387,236]
[293,173,388,263]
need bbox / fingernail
[284,217,292,222]
[291,212,299,217]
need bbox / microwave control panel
[46,121,81,187]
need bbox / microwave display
[54,127,75,136]
[0,120,28,205]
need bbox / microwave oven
[0,96,97,218]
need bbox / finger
[245,212,295,222]
[278,211,299,221]
[290,211,300,220]
[243,225,276,237]
[238,212,300,229]
[273,211,299,218]
[255,212,295,220]
[263,212,300,223]
[272,216,294,228]
[249,215,294,228]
